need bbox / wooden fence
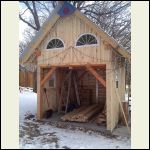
[19,71,35,88]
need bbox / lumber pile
[61,104,101,123]
[61,106,86,121]
[95,106,106,125]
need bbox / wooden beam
[39,64,106,68]
[58,70,72,113]
[37,67,44,120]
[85,65,106,87]
[73,73,80,106]
[96,80,99,103]
[58,82,65,113]
[65,71,72,113]
[40,67,56,87]
[40,68,44,119]
[77,71,88,81]
[56,69,62,111]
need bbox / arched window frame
[46,38,65,50]
[75,33,99,48]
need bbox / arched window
[76,34,97,46]
[47,39,64,49]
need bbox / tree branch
[19,14,37,30]
[20,8,28,16]
[32,1,40,30]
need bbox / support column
[37,66,43,120]
[120,63,126,101]
[96,80,99,103]
[106,63,112,131]
[56,69,61,110]
[120,62,127,123]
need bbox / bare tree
[81,1,131,50]
[20,1,41,31]
[19,1,131,50]
[19,1,54,55]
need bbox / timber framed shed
[20,2,131,132]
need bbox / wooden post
[33,70,37,92]
[120,63,126,101]
[65,71,72,113]
[96,80,99,103]
[56,69,62,110]
[117,62,126,122]
[106,63,112,131]
[73,72,80,106]
[58,85,64,113]
[121,101,129,125]
[37,66,44,120]
[58,70,72,113]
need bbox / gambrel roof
[20,2,131,64]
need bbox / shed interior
[41,65,107,126]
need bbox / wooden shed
[20,2,131,132]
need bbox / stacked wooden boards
[61,104,101,123]
[94,105,106,125]
[95,107,106,125]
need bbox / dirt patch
[20,120,60,149]
[42,120,117,139]
[20,119,130,149]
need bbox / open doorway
[41,65,107,128]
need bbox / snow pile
[20,121,130,149]
[39,125,130,149]
[19,89,37,123]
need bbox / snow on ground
[19,89,37,123]
[19,88,131,149]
